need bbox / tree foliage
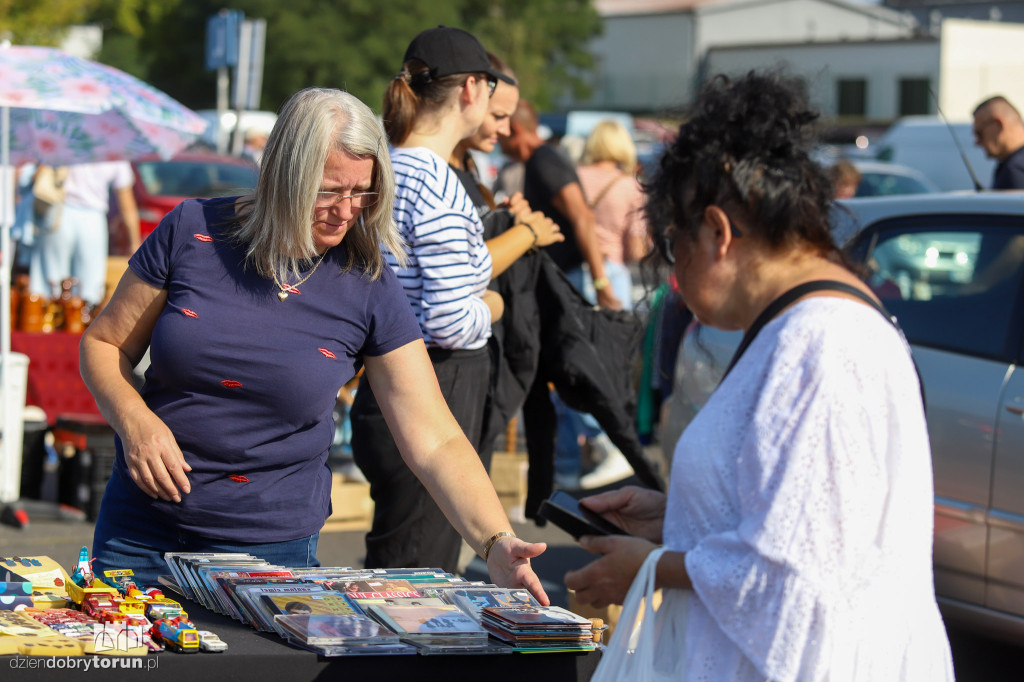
[84,0,600,114]
[0,0,98,46]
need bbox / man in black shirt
[500,101,621,310]
[973,95,1024,190]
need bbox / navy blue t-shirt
[102,197,422,542]
[993,145,1024,190]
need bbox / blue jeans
[93,507,320,590]
[28,203,110,305]
[569,261,634,311]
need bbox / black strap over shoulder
[721,279,903,383]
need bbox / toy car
[145,597,186,621]
[196,630,228,653]
[149,616,199,653]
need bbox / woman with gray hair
[81,87,549,602]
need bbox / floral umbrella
[0,45,208,505]
[0,45,208,165]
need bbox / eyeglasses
[486,75,498,98]
[314,191,378,210]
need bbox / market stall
[2,553,601,682]
[7,602,600,682]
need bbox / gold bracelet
[481,531,516,561]
[593,276,611,291]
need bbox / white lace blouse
[664,298,954,681]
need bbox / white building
[581,0,1024,123]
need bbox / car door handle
[1007,405,1024,416]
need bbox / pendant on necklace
[277,291,289,301]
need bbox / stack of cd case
[273,614,416,656]
[160,553,594,656]
[479,605,596,652]
[365,603,511,655]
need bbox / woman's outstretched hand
[486,535,551,606]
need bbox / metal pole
[231,21,253,157]
[216,66,229,155]
[0,104,17,504]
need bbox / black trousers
[350,346,492,574]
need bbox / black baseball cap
[404,26,515,85]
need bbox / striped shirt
[388,147,493,350]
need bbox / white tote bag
[592,546,691,682]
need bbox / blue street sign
[205,10,242,71]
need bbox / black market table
[6,597,601,681]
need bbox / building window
[899,78,931,116]
[837,79,867,117]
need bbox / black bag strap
[721,279,902,383]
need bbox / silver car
[661,192,1024,643]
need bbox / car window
[854,221,1024,359]
[856,172,932,197]
[136,161,257,198]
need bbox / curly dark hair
[645,71,839,262]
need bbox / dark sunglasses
[486,75,498,98]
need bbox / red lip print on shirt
[318,348,337,359]
[193,234,214,242]
[220,380,243,388]
[228,475,250,483]
[182,308,198,318]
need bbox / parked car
[874,116,997,191]
[111,152,258,251]
[852,160,939,197]
[661,192,1024,644]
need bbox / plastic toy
[69,547,95,587]
[150,616,199,653]
[196,629,228,653]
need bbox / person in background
[566,71,953,680]
[829,158,862,199]
[447,52,562,468]
[448,52,561,266]
[501,105,630,490]
[81,86,548,602]
[351,26,557,575]
[576,119,648,309]
[500,100,621,311]
[242,126,270,166]
[449,53,520,212]
[973,95,1024,190]
[29,161,140,306]
[550,119,652,490]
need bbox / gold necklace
[272,251,328,301]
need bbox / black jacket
[481,212,662,521]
